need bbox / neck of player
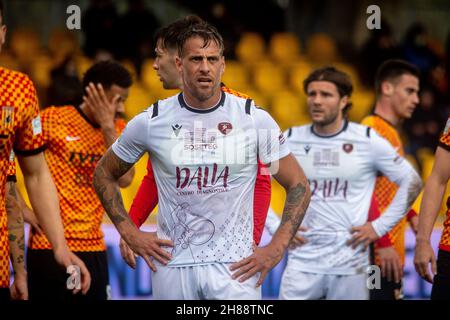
[313,115,345,136]
[183,88,222,110]
[374,100,400,126]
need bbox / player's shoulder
[285,124,311,140]
[346,121,374,139]
[221,85,251,100]
[0,67,34,86]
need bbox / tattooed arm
[94,148,173,271]
[230,153,311,286]
[6,182,28,300]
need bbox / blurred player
[265,67,422,299]
[414,116,450,299]
[361,59,420,300]
[0,1,90,301]
[26,61,134,301]
[94,22,310,299]
[120,16,271,268]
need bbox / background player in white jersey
[265,67,422,299]
[93,22,310,299]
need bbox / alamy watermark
[366,5,381,30]
[66,265,81,290]
[66,5,81,30]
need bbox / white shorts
[151,262,262,300]
[279,268,369,300]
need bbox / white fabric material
[151,262,261,300]
[283,122,417,275]
[113,92,289,267]
[279,259,369,300]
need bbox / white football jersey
[281,121,417,275]
[112,92,289,266]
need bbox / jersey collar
[74,105,100,129]
[310,120,349,138]
[178,91,225,114]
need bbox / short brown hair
[154,15,204,51]
[375,59,419,96]
[303,66,353,115]
[176,21,224,57]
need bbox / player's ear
[339,95,348,111]
[381,81,394,96]
[220,56,225,76]
[175,55,182,72]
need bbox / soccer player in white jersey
[93,22,311,299]
[265,67,422,299]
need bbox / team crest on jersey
[218,122,232,135]
[342,143,353,153]
[1,106,15,130]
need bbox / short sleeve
[14,76,45,155]
[253,107,290,165]
[112,111,149,164]
[370,131,414,184]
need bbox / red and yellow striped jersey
[439,116,450,252]
[361,114,408,265]
[0,67,45,288]
[29,106,126,252]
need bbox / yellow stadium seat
[235,32,267,66]
[253,61,286,97]
[289,61,313,93]
[222,60,249,92]
[270,179,286,215]
[348,89,375,122]
[141,59,162,90]
[10,29,41,65]
[124,82,155,119]
[269,32,301,66]
[306,33,338,65]
[75,55,93,79]
[30,54,54,89]
[48,28,80,65]
[271,90,309,131]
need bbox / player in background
[0,0,90,301]
[119,16,272,268]
[94,22,310,299]
[361,59,420,300]
[265,67,422,299]
[26,61,134,301]
[414,116,450,299]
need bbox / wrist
[101,124,116,133]
[416,236,431,244]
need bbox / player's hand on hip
[229,245,283,287]
[54,248,91,295]
[120,237,138,269]
[10,272,28,300]
[378,246,403,283]
[84,83,117,128]
[289,226,308,249]
[414,240,437,283]
[347,222,379,250]
[128,231,173,272]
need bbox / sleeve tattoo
[280,180,311,237]
[6,182,26,269]
[93,148,135,227]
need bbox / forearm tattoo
[280,180,311,237]
[6,182,25,267]
[93,149,134,227]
